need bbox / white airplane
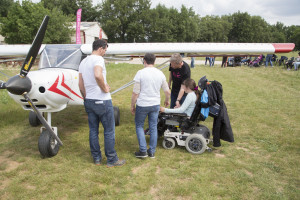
[0,16,295,158]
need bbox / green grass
[0,62,299,200]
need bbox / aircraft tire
[185,134,207,154]
[114,106,120,126]
[38,129,59,158]
[29,111,41,127]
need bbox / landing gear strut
[37,112,60,158]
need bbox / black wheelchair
[157,112,211,154]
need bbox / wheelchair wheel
[185,134,207,154]
[162,138,176,149]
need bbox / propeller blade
[23,93,63,146]
[20,16,49,77]
[0,81,6,89]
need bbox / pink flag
[76,9,82,44]
[99,28,103,39]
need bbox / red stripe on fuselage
[49,75,73,100]
[61,74,83,99]
[272,43,295,53]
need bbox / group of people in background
[205,56,215,67]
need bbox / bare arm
[162,80,170,107]
[78,73,86,98]
[175,84,185,108]
[131,92,139,115]
[168,71,172,89]
[94,65,109,93]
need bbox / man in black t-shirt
[168,53,191,108]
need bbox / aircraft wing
[82,43,295,56]
[0,43,294,58]
[0,45,46,57]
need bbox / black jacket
[206,81,234,147]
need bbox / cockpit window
[39,44,83,70]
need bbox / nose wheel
[38,128,60,158]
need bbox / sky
[92,0,300,26]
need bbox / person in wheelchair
[160,78,199,117]
[157,77,211,154]
[157,76,234,154]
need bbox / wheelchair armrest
[165,113,188,117]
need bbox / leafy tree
[0,0,14,18]
[269,22,286,43]
[147,4,175,42]
[286,25,300,50]
[77,0,99,21]
[181,6,201,42]
[249,15,270,42]
[227,12,253,42]
[0,0,73,44]
[41,0,77,16]
[140,4,200,42]
[198,15,231,42]
[41,0,98,21]
[172,5,200,42]
[100,0,151,42]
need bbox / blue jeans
[205,57,209,65]
[84,99,118,164]
[191,57,195,68]
[170,92,187,109]
[135,105,160,154]
[210,57,215,66]
[265,55,273,67]
[294,62,300,70]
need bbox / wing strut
[111,59,170,95]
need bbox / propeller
[0,16,63,146]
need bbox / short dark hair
[144,53,156,65]
[92,39,108,51]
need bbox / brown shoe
[107,159,126,167]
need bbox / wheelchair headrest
[198,76,208,89]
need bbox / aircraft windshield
[39,44,84,70]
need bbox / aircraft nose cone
[6,75,32,95]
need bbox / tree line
[0,0,299,50]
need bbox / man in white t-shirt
[78,39,125,167]
[131,53,170,158]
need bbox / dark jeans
[84,99,118,164]
[170,92,187,109]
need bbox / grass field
[0,60,299,199]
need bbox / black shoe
[106,159,126,167]
[135,151,148,158]
[147,150,155,159]
[94,159,101,165]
